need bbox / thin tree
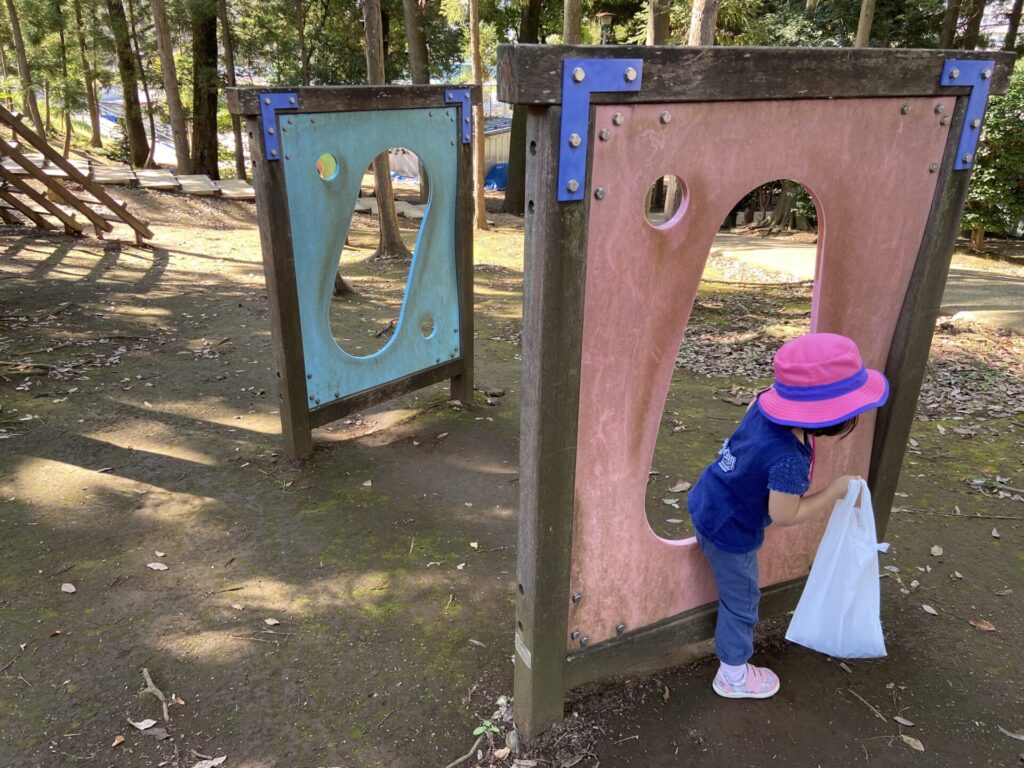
[687,0,719,44]
[939,0,962,46]
[501,0,542,215]
[4,0,45,136]
[150,0,191,173]
[72,0,103,147]
[854,0,876,46]
[402,0,429,203]
[55,0,74,157]
[191,0,219,177]
[125,0,159,167]
[962,0,987,48]
[296,0,309,85]
[468,0,486,230]
[218,0,246,179]
[105,0,150,166]
[563,0,581,43]
[0,38,13,110]
[360,0,411,261]
[647,0,669,43]
[1003,0,1021,49]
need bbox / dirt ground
[0,188,1022,768]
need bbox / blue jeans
[697,532,761,666]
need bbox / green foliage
[109,117,133,164]
[471,718,500,737]
[963,61,1024,237]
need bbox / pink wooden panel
[570,97,952,649]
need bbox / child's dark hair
[807,415,859,438]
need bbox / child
[688,332,889,699]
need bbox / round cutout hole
[644,174,687,228]
[316,152,339,181]
[420,317,435,338]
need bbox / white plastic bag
[785,479,889,658]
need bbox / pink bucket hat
[758,333,889,428]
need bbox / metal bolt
[335,392,340,398]
[571,592,583,604]
[950,68,960,79]
[599,128,611,141]
[566,179,580,193]
[268,127,275,135]
[264,97,271,105]
[289,97,296,105]
[940,116,950,125]
[579,635,589,647]
[929,163,939,173]
[271,149,278,156]
[900,104,911,115]
[594,187,606,200]
[934,104,945,114]
[285,153,290,160]
[616,623,625,635]
[307,373,313,379]
[282,127,287,132]
[572,67,586,83]
[970,118,981,129]
[429,111,434,117]
[465,116,470,123]
[660,111,671,124]
[288,117,294,125]
[310,117,316,123]
[982,68,992,79]
[314,398,320,405]
[570,629,580,640]
[624,67,637,82]
[612,112,624,126]
[451,139,456,145]
[962,153,973,164]
[568,133,582,148]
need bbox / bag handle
[851,478,890,553]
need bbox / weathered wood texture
[563,578,805,689]
[869,96,974,535]
[0,164,84,234]
[514,105,592,740]
[0,187,56,230]
[245,114,313,459]
[451,134,475,404]
[497,45,1016,105]
[228,85,483,117]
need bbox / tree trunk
[0,39,12,111]
[687,0,719,45]
[962,0,986,49]
[854,0,876,46]
[970,227,985,250]
[218,0,246,180]
[362,0,410,260]
[1003,0,1022,50]
[125,0,158,168]
[4,0,44,136]
[563,0,582,44]
[647,0,670,44]
[469,0,486,230]
[939,0,962,46]
[402,0,429,203]
[191,0,219,177]
[44,82,52,134]
[73,0,103,147]
[768,180,797,232]
[501,0,542,215]
[150,0,191,173]
[296,0,309,85]
[56,1,73,157]
[105,0,149,166]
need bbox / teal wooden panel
[279,107,461,405]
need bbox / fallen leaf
[884,565,900,573]
[663,685,670,702]
[264,618,280,626]
[921,604,938,616]
[494,747,511,759]
[997,725,1024,742]
[362,479,372,487]
[665,518,683,524]
[437,432,449,440]
[968,618,996,631]
[412,440,421,446]
[141,726,171,741]
[456,562,466,570]
[143,401,152,408]
[908,438,919,448]
[128,718,158,731]
[469,542,479,549]
[995,588,1013,596]
[954,571,964,579]
[61,583,76,594]
[561,756,586,768]
[668,481,691,493]
[146,562,168,571]
[49,630,61,637]
[936,424,946,435]
[992,528,1000,539]
[930,545,943,557]
[901,734,925,752]
[893,716,915,727]
[662,498,680,507]
[111,735,125,748]
[190,757,227,768]
[910,580,920,589]
[154,551,165,558]
[839,662,853,675]
[231,603,244,610]
[468,639,486,648]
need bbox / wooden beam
[514,104,592,740]
[0,141,108,235]
[450,123,475,405]
[0,166,84,234]
[0,104,154,240]
[228,85,482,117]
[0,187,56,230]
[497,45,1017,106]
[869,96,974,536]
[244,115,313,460]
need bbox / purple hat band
[773,366,868,402]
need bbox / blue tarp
[484,163,508,191]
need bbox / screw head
[612,112,624,126]
[571,592,583,604]
[940,115,951,125]
[566,179,580,193]
[624,67,637,82]
[594,187,606,200]
[599,128,611,141]
[970,118,981,128]
[314,398,320,405]
[982,68,992,79]
[568,133,582,148]
[615,623,625,635]
[289,96,296,104]
[950,68,960,79]
[934,104,945,114]
[660,111,672,124]
[929,163,939,173]
[572,67,586,83]
[268,127,275,135]
[264,97,271,105]
[307,373,313,379]
[285,153,290,159]
[579,635,589,647]
[271,148,278,156]
[570,628,580,640]
[962,153,973,164]
[900,104,911,115]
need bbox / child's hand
[829,474,863,502]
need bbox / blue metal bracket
[558,58,643,202]
[940,59,995,171]
[444,88,473,144]
[260,92,299,161]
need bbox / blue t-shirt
[688,400,812,554]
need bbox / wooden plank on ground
[91,165,137,185]
[136,168,180,191]
[214,179,255,200]
[177,174,219,196]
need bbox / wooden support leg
[451,130,475,406]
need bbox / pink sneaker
[713,663,780,699]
